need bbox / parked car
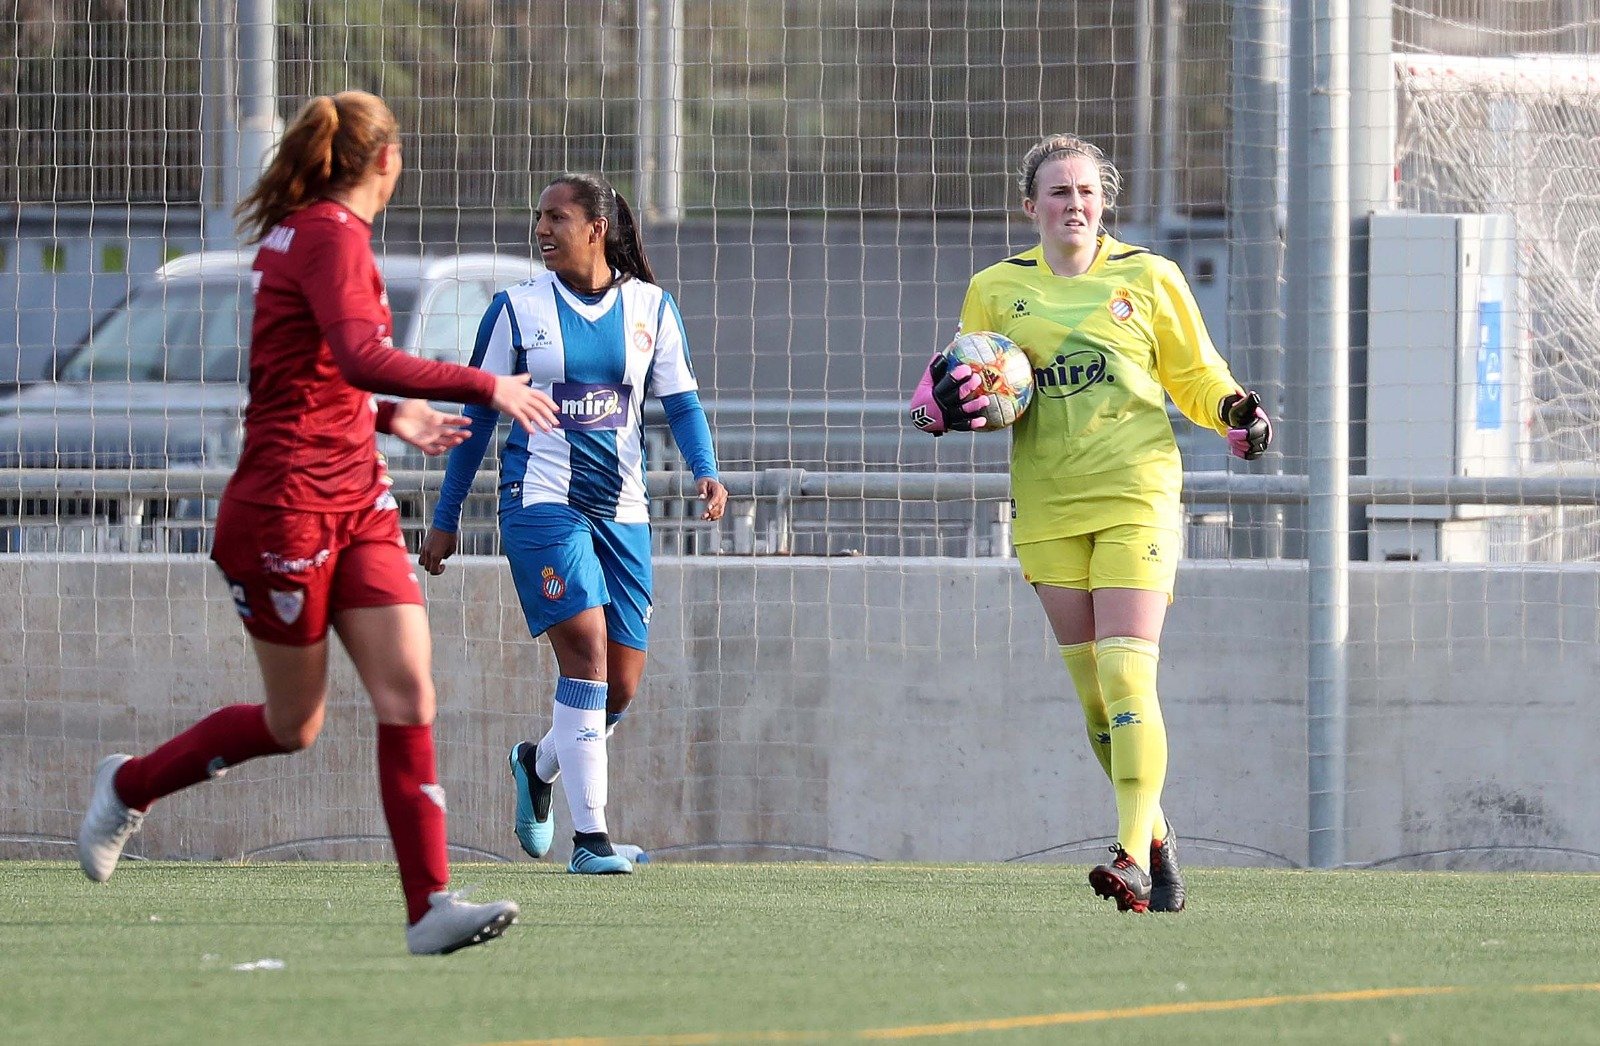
[0,249,542,469]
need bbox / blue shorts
[501,503,653,650]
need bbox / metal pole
[1157,0,1185,229]
[198,0,235,249]
[1294,0,1351,869]
[232,0,279,246]
[1346,0,1393,564]
[1347,0,1393,217]
[1229,0,1287,558]
[1131,0,1155,233]
[635,0,684,223]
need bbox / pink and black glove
[909,352,989,435]
[1221,391,1273,460]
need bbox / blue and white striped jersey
[460,272,701,524]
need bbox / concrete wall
[5,555,1600,870]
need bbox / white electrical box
[1366,212,1527,561]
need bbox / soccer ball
[942,331,1034,430]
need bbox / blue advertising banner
[1476,299,1503,430]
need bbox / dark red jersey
[225,199,497,510]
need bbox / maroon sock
[114,703,290,812]
[376,723,450,925]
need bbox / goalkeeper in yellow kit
[909,134,1272,913]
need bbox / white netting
[1395,51,1600,560]
[9,3,1600,875]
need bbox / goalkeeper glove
[909,352,989,435]
[1221,390,1273,460]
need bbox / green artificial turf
[3,862,1598,1044]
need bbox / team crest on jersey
[1108,294,1135,322]
[632,321,654,354]
[553,381,631,430]
[540,566,566,600]
[269,588,305,625]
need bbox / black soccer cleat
[1149,822,1187,913]
[1089,845,1152,913]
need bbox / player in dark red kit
[75,90,558,955]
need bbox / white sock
[534,728,559,782]
[551,676,609,835]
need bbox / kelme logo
[1033,348,1115,398]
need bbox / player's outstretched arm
[488,373,560,434]
[908,352,989,435]
[385,399,473,456]
[1220,390,1273,460]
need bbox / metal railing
[6,466,1600,558]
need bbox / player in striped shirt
[910,134,1272,913]
[421,172,726,874]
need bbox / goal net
[1394,51,1600,559]
[5,4,1600,876]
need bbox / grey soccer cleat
[78,754,143,883]
[1088,845,1152,913]
[405,889,519,955]
[1149,822,1187,913]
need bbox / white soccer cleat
[77,754,143,883]
[405,889,519,956]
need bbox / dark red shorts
[210,495,422,646]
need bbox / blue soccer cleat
[509,741,555,859]
[567,832,634,875]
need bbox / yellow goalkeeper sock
[1060,642,1114,781]
[1096,635,1168,871]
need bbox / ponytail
[608,191,656,285]
[235,90,399,243]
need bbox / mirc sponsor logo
[553,382,631,430]
[1033,348,1115,399]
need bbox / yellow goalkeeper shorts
[1015,523,1180,597]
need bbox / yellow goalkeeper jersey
[958,236,1240,545]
